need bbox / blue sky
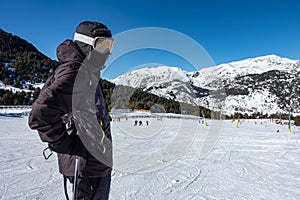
[0,0,299,79]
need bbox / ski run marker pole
[72,156,80,200]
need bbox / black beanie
[75,21,112,57]
[76,21,112,38]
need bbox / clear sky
[0,0,299,79]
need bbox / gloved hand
[48,114,89,158]
[62,113,77,135]
[65,117,77,136]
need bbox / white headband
[74,32,94,46]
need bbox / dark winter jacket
[28,40,112,177]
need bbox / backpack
[30,61,87,158]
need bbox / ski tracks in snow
[1,117,300,199]
[0,117,64,200]
[110,119,300,199]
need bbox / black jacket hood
[56,40,85,63]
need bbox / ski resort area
[0,0,299,199]
[0,109,299,200]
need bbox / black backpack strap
[42,146,53,160]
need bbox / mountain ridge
[112,55,300,115]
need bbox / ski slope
[0,116,300,199]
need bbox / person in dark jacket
[29,21,114,200]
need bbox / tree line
[0,88,40,105]
[0,29,58,85]
[101,79,212,117]
[0,76,212,118]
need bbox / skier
[29,21,113,200]
[139,120,143,126]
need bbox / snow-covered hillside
[0,80,43,93]
[113,55,298,90]
[190,54,298,88]
[111,55,299,115]
[112,66,189,89]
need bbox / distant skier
[139,120,143,126]
[134,120,138,126]
[146,120,149,126]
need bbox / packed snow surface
[0,115,300,199]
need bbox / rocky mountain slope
[112,55,300,115]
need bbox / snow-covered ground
[0,80,44,93]
[0,115,300,199]
[0,106,31,116]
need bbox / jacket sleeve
[28,65,78,145]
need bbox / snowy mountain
[112,55,300,115]
[188,55,298,89]
[112,66,199,102]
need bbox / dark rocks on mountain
[192,71,200,78]
[224,69,300,113]
[189,84,210,98]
